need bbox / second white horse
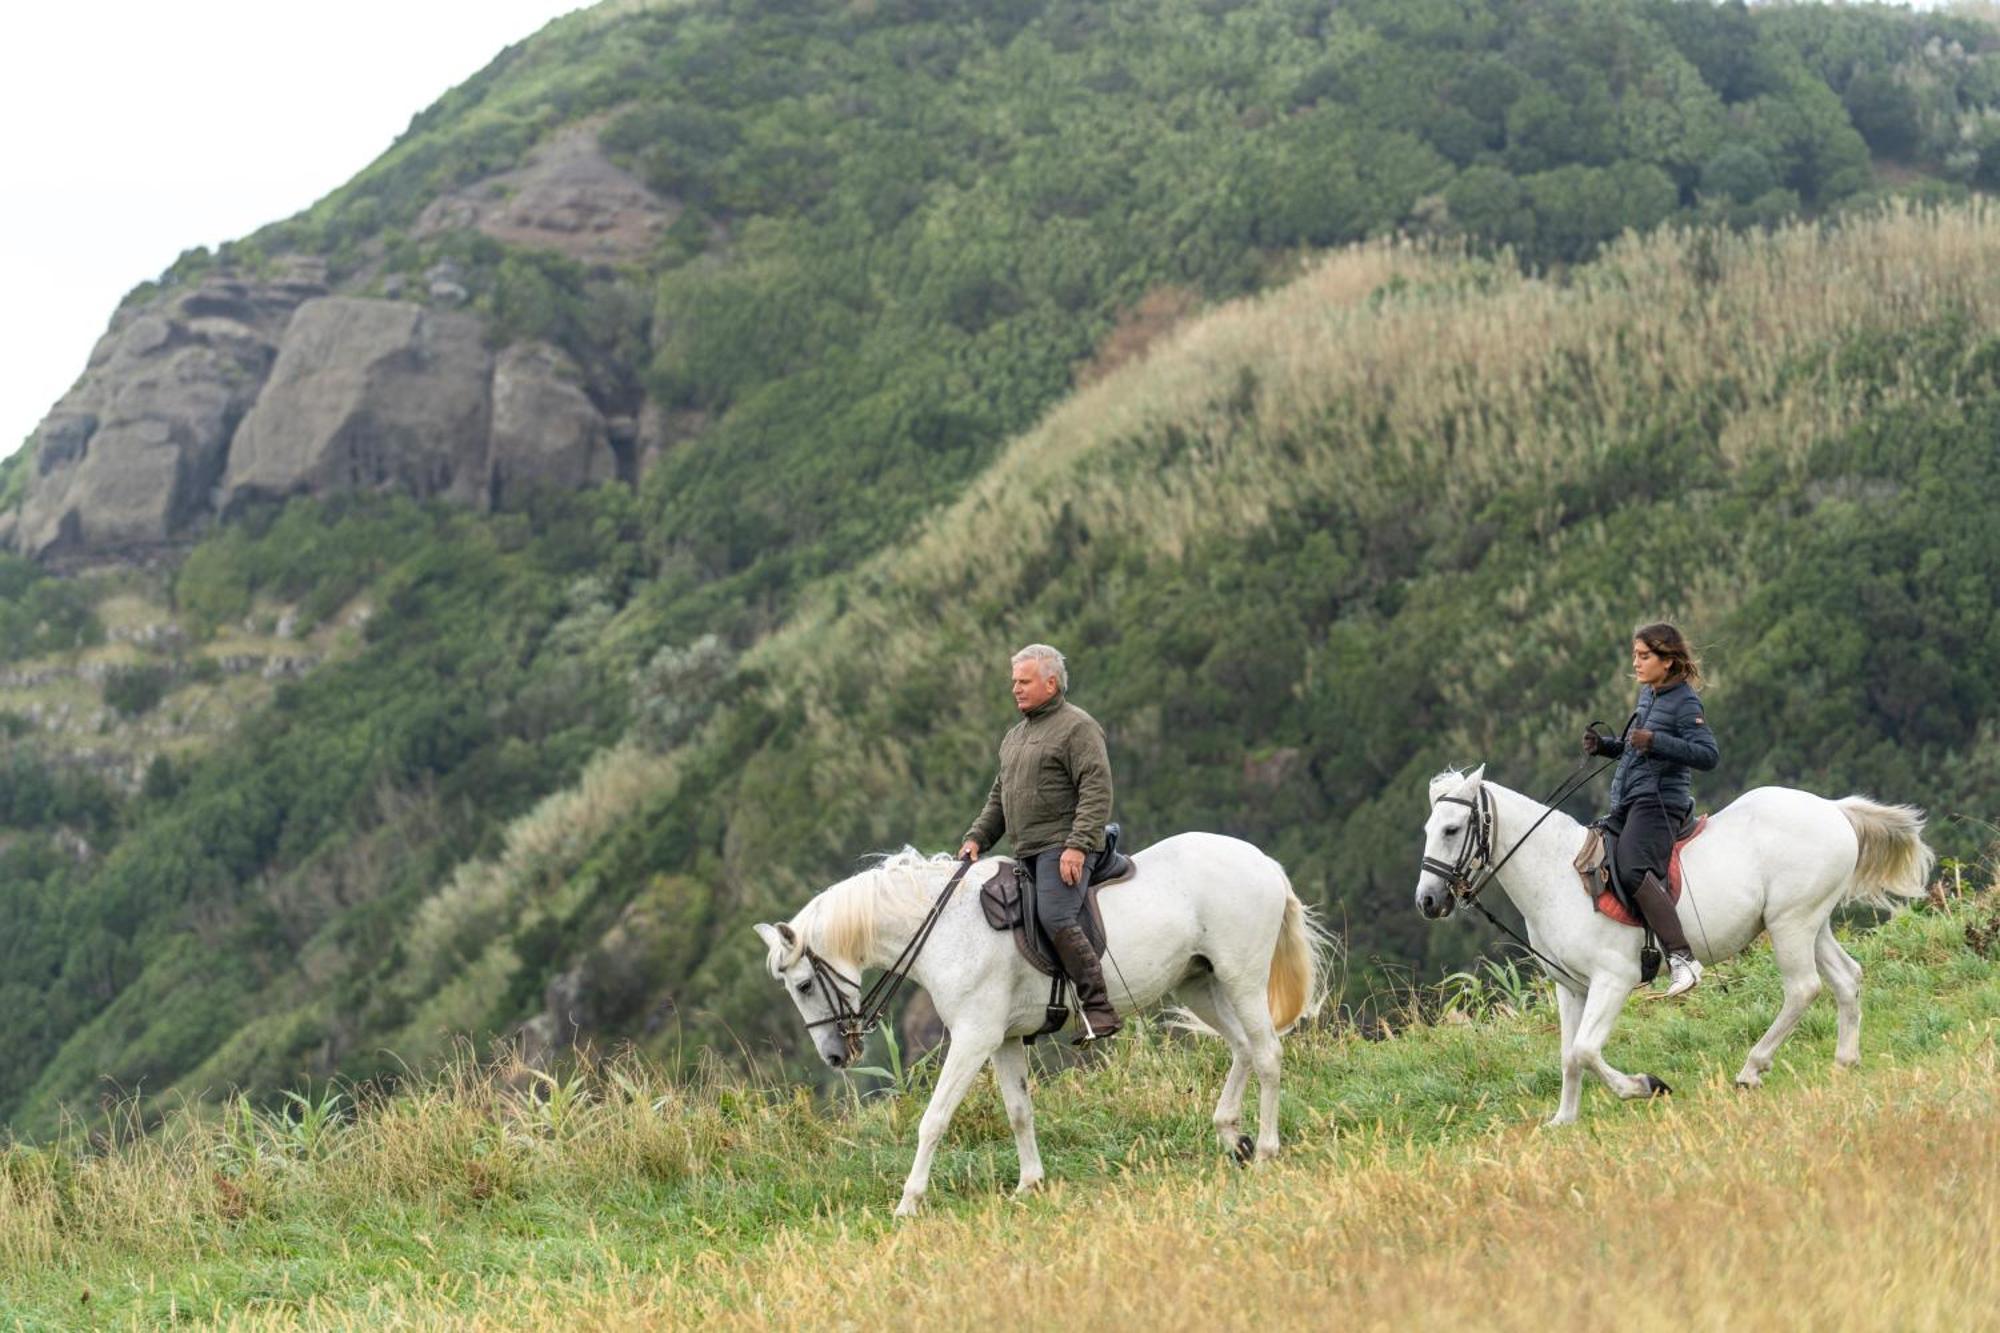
[1414,767,1932,1124]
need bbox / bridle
[797,856,977,1062]
[1422,784,1497,902]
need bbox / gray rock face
[487,342,615,506]
[222,298,493,510]
[413,122,676,264]
[13,269,327,556]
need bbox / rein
[802,855,976,1060]
[1429,747,1619,994]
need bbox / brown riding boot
[1048,924,1122,1043]
[1632,872,1703,998]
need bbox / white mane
[1427,766,1479,806]
[791,847,956,965]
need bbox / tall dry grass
[652,1049,1998,1333]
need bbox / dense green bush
[0,555,100,662]
[102,665,170,719]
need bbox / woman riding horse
[1582,622,1718,998]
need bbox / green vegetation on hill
[0,495,646,1127]
[0,556,99,663]
[145,0,2000,610]
[8,0,2000,1133]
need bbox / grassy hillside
[567,206,2000,1059]
[8,0,2000,1133]
[0,888,1990,1328]
[11,206,2000,1135]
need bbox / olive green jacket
[964,695,1113,857]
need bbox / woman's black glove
[1583,729,1623,758]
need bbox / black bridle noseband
[798,855,977,1062]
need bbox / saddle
[978,823,1138,978]
[1574,813,1707,928]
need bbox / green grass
[2,888,1992,1328]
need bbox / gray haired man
[959,644,1120,1041]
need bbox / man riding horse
[958,643,1121,1042]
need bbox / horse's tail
[1837,796,1935,909]
[1268,881,1338,1034]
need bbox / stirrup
[1070,1009,1121,1045]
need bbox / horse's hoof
[1232,1134,1255,1166]
[894,1198,922,1219]
[1641,1074,1672,1098]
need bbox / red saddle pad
[1596,815,1707,927]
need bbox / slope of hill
[6,0,2000,1134]
[0,888,1991,1328]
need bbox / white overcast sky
[0,1,588,461]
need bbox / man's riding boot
[1632,871,1702,997]
[1048,923,1122,1043]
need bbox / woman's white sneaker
[1664,952,1703,998]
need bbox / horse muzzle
[1416,880,1456,919]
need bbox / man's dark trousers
[1030,846,1101,932]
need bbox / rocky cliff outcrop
[13,266,328,556]
[12,288,627,559]
[222,298,494,511]
[412,122,675,265]
[7,125,662,562]
[488,341,619,506]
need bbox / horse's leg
[989,1038,1043,1196]
[1736,918,1824,1088]
[896,1026,1002,1217]
[1179,976,1253,1155]
[1570,974,1659,1107]
[1549,982,1585,1127]
[1218,971,1284,1161]
[1815,919,1864,1069]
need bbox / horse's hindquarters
[1095,832,1297,1011]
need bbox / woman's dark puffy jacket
[1603,680,1718,812]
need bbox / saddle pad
[1578,817,1707,927]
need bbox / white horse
[1413,767,1933,1125]
[755,832,1331,1215]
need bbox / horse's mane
[792,848,956,964]
[1428,767,1473,806]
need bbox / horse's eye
[1444,825,1461,837]
[795,980,812,995]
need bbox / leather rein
[800,855,976,1061]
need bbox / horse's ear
[776,921,799,949]
[753,922,799,970]
[1465,763,1486,790]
